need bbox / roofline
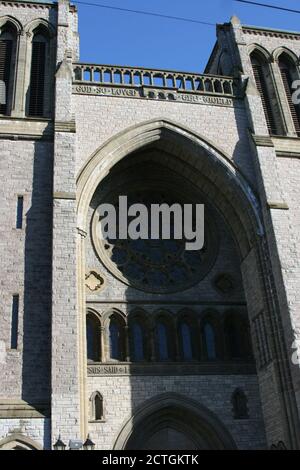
[204,40,219,74]
[242,24,300,36]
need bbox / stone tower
[0,1,300,450]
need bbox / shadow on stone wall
[21,138,53,416]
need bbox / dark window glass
[251,53,278,135]
[157,322,169,361]
[86,314,100,362]
[180,322,193,360]
[16,196,23,229]
[0,37,12,115]
[109,319,122,360]
[29,37,46,117]
[94,394,103,420]
[204,322,217,360]
[11,295,19,349]
[131,321,145,362]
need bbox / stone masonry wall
[87,375,266,450]
[0,139,53,402]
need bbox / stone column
[51,0,83,447]
[125,325,130,362]
[100,327,106,362]
[228,17,300,449]
[11,31,28,117]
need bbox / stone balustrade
[73,63,239,97]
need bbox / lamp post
[53,435,66,451]
[53,434,95,450]
[83,434,95,451]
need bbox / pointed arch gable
[77,119,263,259]
[103,307,127,326]
[248,43,272,62]
[273,47,299,65]
[0,433,42,450]
[113,393,237,450]
[24,18,55,38]
[0,15,22,34]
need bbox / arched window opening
[179,321,194,361]
[225,314,251,360]
[156,319,173,361]
[278,54,300,136]
[203,321,217,360]
[28,27,49,117]
[90,392,104,422]
[232,388,249,419]
[250,51,282,135]
[130,320,146,362]
[0,22,17,115]
[86,313,101,362]
[109,315,125,361]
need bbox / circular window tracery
[92,187,219,293]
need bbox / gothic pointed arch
[249,47,284,135]
[0,433,42,450]
[272,46,299,65]
[24,18,55,38]
[0,16,20,115]
[77,118,263,260]
[276,50,300,136]
[86,309,102,363]
[0,15,22,34]
[247,43,271,62]
[113,393,237,450]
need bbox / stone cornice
[252,134,274,147]
[0,0,55,9]
[53,191,76,200]
[267,201,289,210]
[54,119,76,133]
[242,25,300,40]
[0,400,50,418]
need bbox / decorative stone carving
[85,270,105,292]
[92,188,219,294]
[214,273,234,294]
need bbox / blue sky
[76,0,300,71]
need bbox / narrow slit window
[11,294,19,349]
[16,196,23,229]
[0,23,17,116]
[250,52,281,135]
[28,31,47,117]
[0,38,12,114]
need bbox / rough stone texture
[87,375,266,450]
[0,139,53,397]
[0,418,50,449]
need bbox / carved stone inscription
[73,85,234,107]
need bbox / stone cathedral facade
[0,0,300,451]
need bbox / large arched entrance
[76,119,298,449]
[114,394,237,450]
